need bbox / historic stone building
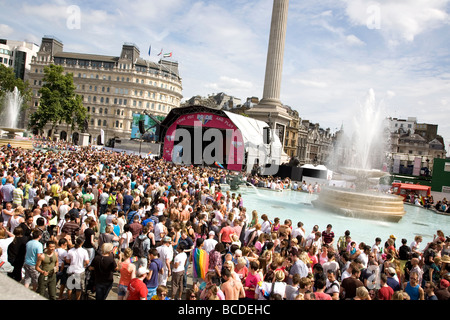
[26,36,183,144]
[389,132,446,174]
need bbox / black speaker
[138,120,145,134]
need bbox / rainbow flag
[130,257,138,263]
[192,248,209,280]
[214,161,224,169]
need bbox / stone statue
[82,118,88,133]
[226,173,245,191]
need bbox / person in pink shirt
[313,278,332,300]
[219,221,235,247]
[244,261,261,300]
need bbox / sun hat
[386,267,396,275]
[440,255,450,264]
[275,270,285,282]
[137,267,149,276]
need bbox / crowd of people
[0,143,449,301]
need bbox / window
[104,108,108,114]
[445,163,450,172]
[98,119,101,126]
[103,120,107,127]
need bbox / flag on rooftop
[163,52,172,58]
[148,45,151,56]
[157,48,163,56]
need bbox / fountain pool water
[239,188,447,248]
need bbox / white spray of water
[1,87,23,129]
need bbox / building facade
[389,132,446,175]
[0,39,40,80]
[26,36,183,144]
[388,117,417,135]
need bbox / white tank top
[9,215,22,232]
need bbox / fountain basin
[311,186,406,222]
[0,127,33,149]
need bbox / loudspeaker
[138,120,145,134]
[263,127,271,144]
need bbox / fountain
[0,87,33,149]
[311,89,406,222]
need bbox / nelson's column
[246,0,293,160]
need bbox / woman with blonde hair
[354,286,371,300]
[392,290,410,300]
[249,210,259,229]
[117,248,136,300]
[223,260,240,282]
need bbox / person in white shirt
[58,198,71,221]
[260,214,272,234]
[56,238,69,300]
[65,237,89,300]
[156,236,174,286]
[291,221,306,242]
[203,231,218,254]
[172,244,188,300]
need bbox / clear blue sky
[2,0,450,153]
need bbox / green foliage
[0,64,31,112]
[28,64,88,132]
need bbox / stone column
[260,0,289,107]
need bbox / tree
[0,64,31,113]
[28,64,88,134]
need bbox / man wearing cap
[156,236,173,286]
[90,243,118,300]
[386,267,401,291]
[126,267,149,300]
[435,278,450,300]
[203,231,218,254]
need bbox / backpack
[107,193,116,205]
[246,229,258,247]
[38,227,51,246]
[132,236,147,258]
